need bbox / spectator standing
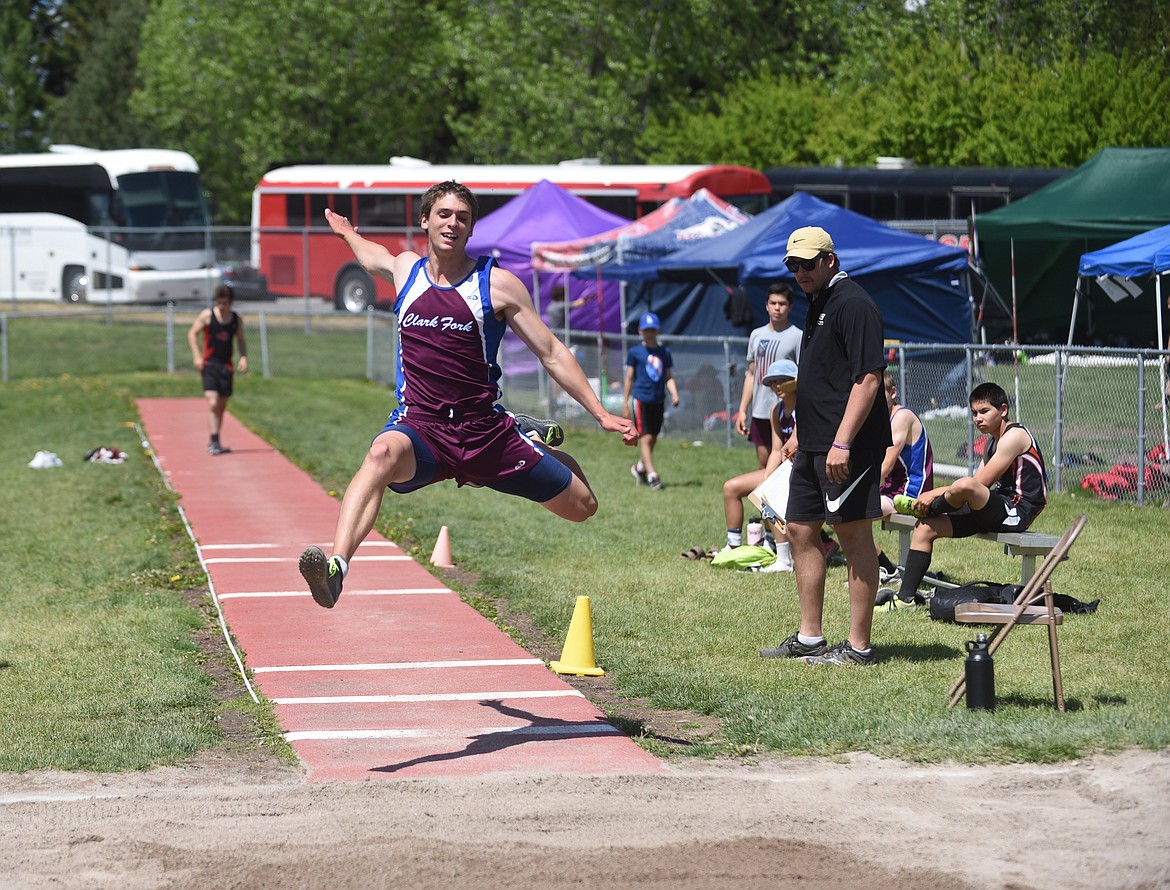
[736,282,801,469]
[760,227,891,666]
[624,312,680,490]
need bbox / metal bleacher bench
[881,512,1063,586]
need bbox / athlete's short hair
[214,283,234,302]
[970,381,1010,411]
[419,180,480,227]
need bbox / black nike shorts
[786,449,883,525]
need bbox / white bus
[0,145,218,304]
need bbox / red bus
[251,161,771,311]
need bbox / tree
[438,0,863,164]
[45,0,152,147]
[133,0,456,223]
[641,2,1170,171]
[0,3,44,151]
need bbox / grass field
[3,361,1169,772]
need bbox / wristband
[831,442,851,451]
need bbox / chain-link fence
[0,304,399,388]
[3,305,1168,504]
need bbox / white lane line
[254,658,544,673]
[285,723,619,742]
[200,542,400,550]
[217,588,452,600]
[275,690,584,705]
[205,555,412,564]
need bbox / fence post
[302,228,312,335]
[2,313,8,382]
[1052,347,1064,493]
[366,306,374,382]
[1137,352,1147,506]
[166,302,175,374]
[259,311,270,378]
[722,337,734,449]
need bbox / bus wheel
[63,266,88,303]
[335,267,374,313]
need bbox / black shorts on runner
[201,361,233,396]
[786,449,883,525]
[632,399,666,437]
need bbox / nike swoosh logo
[826,467,870,513]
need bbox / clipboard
[748,460,792,525]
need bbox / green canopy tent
[975,148,1170,346]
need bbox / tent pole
[1159,273,1168,461]
[1010,238,1021,415]
[1067,278,1081,346]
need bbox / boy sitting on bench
[891,382,1048,605]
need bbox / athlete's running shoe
[648,473,663,490]
[299,545,343,609]
[759,631,828,659]
[802,639,877,667]
[892,494,926,517]
[514,413,565,448]
[208,441,231,456]
[631,464,648,485]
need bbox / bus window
[309,194,330,226]
[356,194,406,227]
[333,194,352,219]
[286,194,307,228]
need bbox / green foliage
[0,3,44,151]
[2,350,1169,767]
[236,390,1170,764]
[5,0,1170,226]
[44,0,153,147]
[133,0,455,223]
[646,30,1170,170]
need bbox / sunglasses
[785,255,822,273]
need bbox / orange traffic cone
[550,595,604,676]
[430,525,453,568]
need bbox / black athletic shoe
[759,631,828,659]
[299,546,343,609]
[514,413,565,448]
[208,441,231,455]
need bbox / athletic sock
[726,530,742,548]
[897,549,932,601]
[334,555,349,578]
[798,632,826,646]
[927,494,956,516]
[878,550,897,573]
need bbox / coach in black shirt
[759,226,891,667]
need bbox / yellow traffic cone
[430,525,454,568]
[550,595,605,676]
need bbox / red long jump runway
[136,398,667,781]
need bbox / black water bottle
[965,634,995,711]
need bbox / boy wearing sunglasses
[759,227,891,666]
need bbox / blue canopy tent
[585,192,972,344]
[1077,223,1170,457]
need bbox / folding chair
[948,515,1087,713]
